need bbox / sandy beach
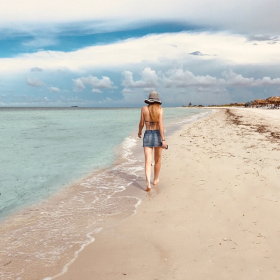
[52,108,280,279]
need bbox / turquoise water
[0,107,212,280]
[0,107,208,221]
[0,108,138,220]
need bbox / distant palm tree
[188,102,192,107]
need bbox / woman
[138,91,168,191]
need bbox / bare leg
[144,147,153,191]
[153,147,162,185]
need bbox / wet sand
[38,108,280,279]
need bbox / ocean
[0,107,211,280]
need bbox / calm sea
[0,107,211,280]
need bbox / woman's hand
[162,140,168,149]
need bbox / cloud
[163,69,224,88]
[190,51,207,56]
[122,88,134,94]
[80,75,113,88]
[222,71,254,86]
[2,31,280,76]
[22,37,59,48]
[91,88,102,93]
[247,35,279,42]
[162,69,280,89]
[119,68,280,106]
[31,67,43,72]
[0,0,280,34]
[49,86,60,92]
[254,77,280,86]
[26,77,44,87]
[72,78,85,91]
[73,75,114,92]
[122,67,158,89]
[267,41,277,45]
[222,70,280,87]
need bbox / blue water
[0,107,212,280]
[0,107,209,221]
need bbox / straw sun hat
[144,91,162,104]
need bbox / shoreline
[0,136,144,280]
[0,109,211,280]
[55,108,280,280]
[0,107,209,223]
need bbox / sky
[0,0,280,107]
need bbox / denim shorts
[143,130,162,147]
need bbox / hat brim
[144,99,162,105]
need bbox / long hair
[148,103,161,122]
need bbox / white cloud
[0,0,280,34]
[162,69,280,89]
[163,69,224,88]
[2,32,280,75]
[31,67,43,72]
[73,75,114,92]
[23,37,59,48]
[122,88,134,94]
[120,68,280,92]
[72,78,85,91]
[222,71,255,86]
[80,75,113,89]
[49,86,60,92]
[26,77,44,87]
[143,88,156,92]
[253,77,280,86]
[247,35,279,42]
[91,88,102,93]
[222,70,280,87]
[122,67,158,89]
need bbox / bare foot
[153,178,160,185]
[145,186,152,192]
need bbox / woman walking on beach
[138,91,168,191]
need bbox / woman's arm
[138,107,145,138]
[158,108,168,148]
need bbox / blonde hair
[148,103,161,122]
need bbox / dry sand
[56,108,280,280]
